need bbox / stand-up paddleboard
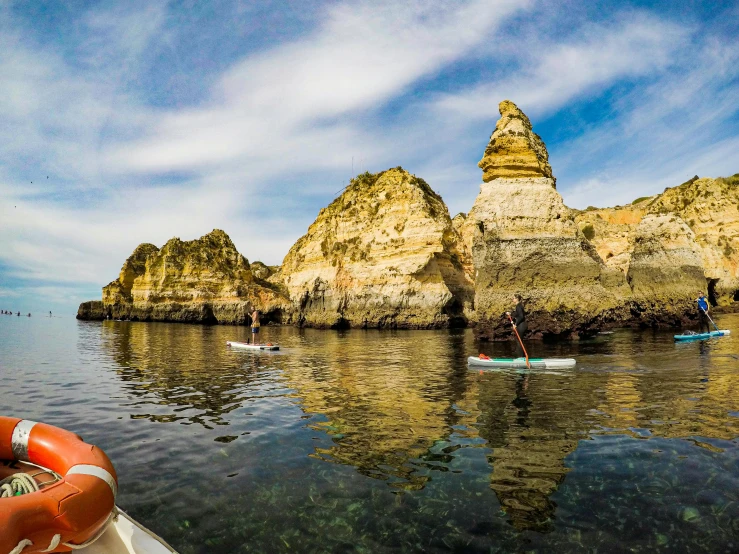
[227,340,280,351]
[467,356,576,369]
[674,330,730,341]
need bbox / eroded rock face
[648,176,739,306]
[279,168,473,328]
[469,177,629,338]
[79,229,289,323]
[478,100,554,184]
[627,215,706,325]
[575,175,739,309]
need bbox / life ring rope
[1,417,119,554]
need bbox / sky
[1,0,738,315]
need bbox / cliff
[279,168,473,328]
[576,174,739,309]
[78,230,290,323]
[626,215,706,325]
[467,101,630,338]
[79,100,737,331]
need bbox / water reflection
[95,317,739,536]
[100,321,283,428]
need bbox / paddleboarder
[249,309,261,345]
[697,292,710,333]
[506,294,528,358]
[507,294,528,335]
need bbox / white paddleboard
[467,356,576,369]
[227,340,279,351]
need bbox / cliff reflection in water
[98,319,738,532]
[100,320,283,428]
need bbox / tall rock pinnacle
[478,100,554,185]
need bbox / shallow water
[1,314,737,553]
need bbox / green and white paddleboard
[467,356,576,369]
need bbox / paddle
[700,306,720,332]
[507,313,530,369]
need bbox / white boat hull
[81,509,177,553]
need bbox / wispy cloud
[431,14,689,120]
[556,37,739,208]
[104,0,529,175]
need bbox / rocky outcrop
[79,98,736,331]
[468,175,629,338]
[648,175,739,307]
[478,100,554,184]
[279,168,474,328]
[627,215,706,325]
[77,300,105,320]
[78,230,290,324]
[576,174,739,310]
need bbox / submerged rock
[79,229,289,324]
[279,168,473,328]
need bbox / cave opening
[706,278,719,307]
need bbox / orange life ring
[0,417,118,553]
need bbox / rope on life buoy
[0,473,39,497]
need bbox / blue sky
[1,0,738,315]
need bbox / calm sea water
[1,314,737,553]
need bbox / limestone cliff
[469,176,629,338]
[467,101,628,337]
[78,230,289,323]
[279,168,473,328]
[478,100,554,184]
[627,215,706,325]
[575,174,739,309]
[648,175,739,306]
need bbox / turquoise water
[1,314,737,553]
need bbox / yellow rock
[478,100,554,184]
[95,229,289,324]
[279,168,473,328]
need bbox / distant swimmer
[16,311,20,316]
[27,313,31,317]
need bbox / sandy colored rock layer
[80,230,289,324]
[279,168,473,328]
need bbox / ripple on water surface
[0,315,737,553]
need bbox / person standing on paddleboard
[249,309,261,345]
[506,294,528,356]
[696,292,710,333]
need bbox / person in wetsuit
[696,292,711,333]
[506,294,528,356]
[507,294,528,335]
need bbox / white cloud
[431,15,688,120]
[105,0,530,174]
[557,38,739,208]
